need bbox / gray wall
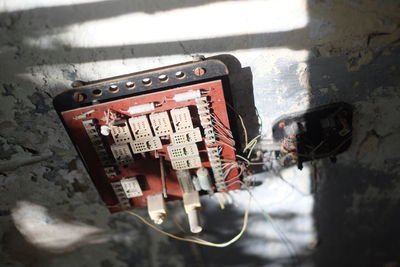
[1,0,399,266]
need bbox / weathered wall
[0,0,399,266]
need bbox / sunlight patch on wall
[24,0,309,48]
[12,201,108,253]
[0,0,106,12]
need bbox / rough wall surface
[0,0,399,266]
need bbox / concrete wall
[1,0,399,266]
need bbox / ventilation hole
[158,74,168,82]
[73,92,86,102]
[175,71,185,79]
[142,78,151,86]
[109,85,119,93]
[92,89,102,96]
[126,81,135,89]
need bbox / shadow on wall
[1,0,400,266]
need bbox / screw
[194,67,206,76]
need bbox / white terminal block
[110,143,134,165]
[170,107,193,132]
[110,120,133,144]
[120,177,143,198]
[170,128,202,144]
[130,137,162,153]
[128,115,153,140]
[167,143,199,159]
[147,193,167,225]
[127,103,155,115]
[183,191,203,233]
[149,111,173,136]
[173,90,201,102]
[171,156,202,170]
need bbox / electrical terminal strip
[149,111,173,136]
[210,157,222,167]
[200,114,212,128]
[111,181,131,208]
[204,130,216,145]
[170,128,202,144]
[196,97,229,191]
[104,166,118,178]
[195,97,208,108]
[171,156,202,170]
[167,143,199,160]
[206,146,219,157]
[213,172,225,190]
[110,143,134,165]
[128,115,153,140]
[131,137,162,153]
[170,107,193,132]
[110,119,133,144]
[196,97,215,145]
[82,119,112,166]
[204,127,214,136]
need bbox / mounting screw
[194,67,206,76]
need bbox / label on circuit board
[170,128,202,144]
[131,137,162,153]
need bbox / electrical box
[53,59,241,213]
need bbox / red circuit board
[61,80,239,212]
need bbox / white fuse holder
[173,90,201,102]
[147,193,167,225]
[127,103,155,115]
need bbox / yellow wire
[226,103,248,147]
[125,196,251,248]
